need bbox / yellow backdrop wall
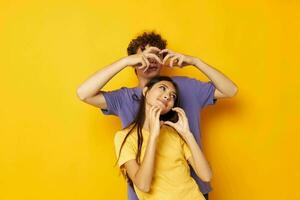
[1,0,299,199]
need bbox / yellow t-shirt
[114,125,205,200]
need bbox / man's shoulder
[171,76,201,84]
[115,86,138,93]
[104,86,140,97]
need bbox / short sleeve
[191,79,217,108]
[181,139,192,160]
[114,131,137,167]
[100,88,125,116]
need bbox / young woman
[114,76,212,200]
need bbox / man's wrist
[118,56,130,68]
[190,57,201,66]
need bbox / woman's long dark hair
[116,76,180,186]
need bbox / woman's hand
[163,107,192,139]
[124,47,163,72]
[159,49,197,68]
[149,106,163,139]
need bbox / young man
[77,32,238,200]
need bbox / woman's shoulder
[115,125,137,142]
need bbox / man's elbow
[198,170,212,182]
[201,173,212,182]
[76,88,87,101]
[227,85,239,98]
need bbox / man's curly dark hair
[127,31,167,55]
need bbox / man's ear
[142,87,148,96]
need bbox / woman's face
[144,81,177,115]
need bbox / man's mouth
[145,65,159,72]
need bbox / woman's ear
[142,87,148,96]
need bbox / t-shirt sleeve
[100,88,125,116]
[114,131,137,167]
[190,78,217,108]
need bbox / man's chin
[144,71,160,78]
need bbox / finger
[137,58,147,69]
[153,106,161,119]
[151,105,159,115]
[172,107,186,117]
[143,65,149,73]
[170,56,180,68]
[145,53,163,64]
[149,105,154,118]
[142,55,150,72]
[153,107,161,122]
[171,107,186,119]
[156,107,162,119]
[164,121,176,127]
[178,56,184,66]
[162,53,175,64]
[142,54,150,67]
[172,107,187,122]
[159,120,164,127]
[144,46,161,54]
[159,49,169,54]
[150,106,159,122]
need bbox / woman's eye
[159,86,166,91]
[171,94,177,99]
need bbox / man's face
[135,44,164,79]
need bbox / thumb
[159,121,164,127]
[164,121,176,127]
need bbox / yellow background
[1,0,299,199]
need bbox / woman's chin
[160,108,170,115]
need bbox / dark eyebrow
[158,83,177,95]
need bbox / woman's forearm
[133,136,158,192]
[184,132,212,182]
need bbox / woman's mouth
[157,99,167,107]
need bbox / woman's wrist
[182,131,194,141]
[149,132,159,141]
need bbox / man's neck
[137,76,150,88]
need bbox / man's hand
[124,47,163,72]
[159,49,197,68]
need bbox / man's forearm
[191,57,238,97]
[77,57,128,100]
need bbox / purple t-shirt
[101,76,216,198]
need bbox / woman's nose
[163,95,170,100]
